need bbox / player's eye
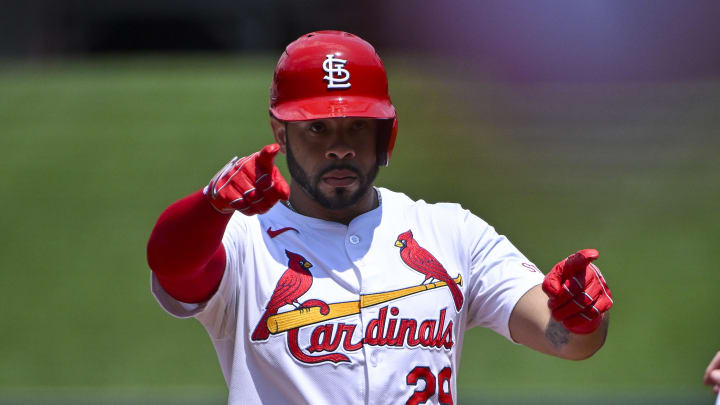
[351,120,367,131]
[309,122,325,133]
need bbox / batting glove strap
[204,144,289,216]
[542,249,614,335]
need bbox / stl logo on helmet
[322,54,351,89]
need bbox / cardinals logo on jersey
[395,230,464,312]
[251,243,463,366]
[251,250,328,341]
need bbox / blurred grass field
[0,55,718,404]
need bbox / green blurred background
[2,1,720,404]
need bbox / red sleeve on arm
[147,190,233,303]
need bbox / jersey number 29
[406,366,453,405]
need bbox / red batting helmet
[270,30,398,166]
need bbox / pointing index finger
[256,143,281,172]
[561,249,599,279]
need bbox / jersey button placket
[345,227,371,402]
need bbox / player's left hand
[542,249,613,334]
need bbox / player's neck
[286,183,378,225]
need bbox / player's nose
[325,133,356,160]
[326,147,355,160]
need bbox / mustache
[317,163,363,178]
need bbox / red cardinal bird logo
[395,230,464,312]
[251,250,314,341]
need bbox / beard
[286,143,379,210]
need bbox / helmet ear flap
[387,117,398,166]
[376,117,398,167]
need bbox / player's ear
[269,114,287,154]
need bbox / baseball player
[147,31,613,405]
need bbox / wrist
[203,186,235,215]
[563,312,610,360]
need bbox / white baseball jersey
[152,187,543,404]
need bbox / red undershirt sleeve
[146,189,232,303]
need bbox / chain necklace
[283,199,296,212]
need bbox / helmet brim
[270,95,396,121]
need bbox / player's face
[285,117,379,210]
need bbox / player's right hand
[204,143,290,215]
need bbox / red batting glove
[542,249,613,334]
[204,143,290,216]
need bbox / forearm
[509,285,610,360]
[146,189,231,302]
[146,145,288,302]
[545,312,609,360]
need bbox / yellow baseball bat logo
[267,275,463,334]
